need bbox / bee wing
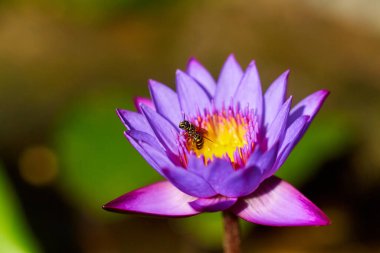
[196,127,208,134]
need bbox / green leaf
[0,163,41,253]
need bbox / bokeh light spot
[18,146,58,186]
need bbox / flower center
[180,108,257,167]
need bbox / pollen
[181,108,257,167]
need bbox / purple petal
[218,166,261,198]
[266,96,292,149]
[127,130,163,151]
[103,181,199,217]
[186,155,234,194]
[140,140,182,171]
[125,132,159,172]
[116,109,155,136]
[219,144,278,198]
[133,97,155,113]
[187,156,237,194]
[187,57,216,96]
[288,89,329,127]
[246,143,279,175]
[140,104,179,157]
[148,79,182,126]
[125,132,171,177]
[162,166,216,198]
[186,154,208,175]
[214,54,243,108]
[233,176,330,226]
[204,158,235,193]
[264,70,289,127]
[138,142,208,197]
[268,116,309,176]
[281,115,309,154]
[234,61,263,122]
[176,70,211,117]
[189,196,237,212]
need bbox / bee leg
[203,136,214,143]
[186,137,194,150]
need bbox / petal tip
[224,54,240,66]
[314,89,330,100]
[116,108,129,127]
[115,108,124,115]
[102,203,110,210]
[186,56,198,67]
[102,199,119,212]
[133,97,155,113]
[312,209,331,226]
[148,79,163,93]
[283,69,291,79]
[320,89,330,96]
[247,59,257,68]
[227,53,237,60]
[176,69,185,77]
[148,79,156,86]
[176,69,189,81]
[139,102,148,111]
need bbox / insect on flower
[179,119,213,150]
[104,54,331,227]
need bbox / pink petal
[189,196,237,212]
[264,70,289,127]
[133,97,155,113]
[233,176,330,226]
[103,181,199,217]
[214,54,243,108]
[187,57,216,96]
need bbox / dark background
[0,1,379,252]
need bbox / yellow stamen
[191,113,249,162]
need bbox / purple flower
[103,55,330,226]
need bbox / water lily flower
[103,55,330,227]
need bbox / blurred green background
[0,0,379,252]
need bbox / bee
[179,120,210,150]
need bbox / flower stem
[222,211,241,253]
